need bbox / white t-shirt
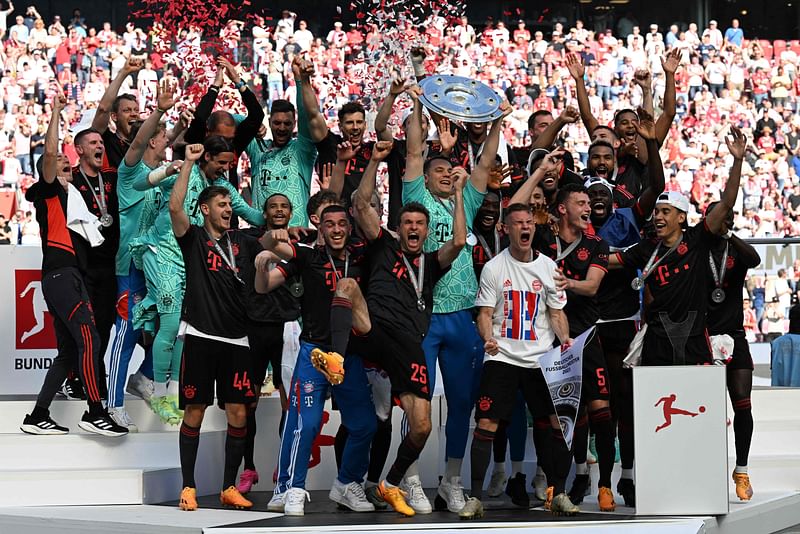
[475,249,566,369]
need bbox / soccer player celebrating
[704,202,761,501]
[169,144,254,512]
[347,139,468,516]
[461,202,576,519]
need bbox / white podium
[633,366,729,515]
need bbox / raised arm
[375,78,407,142]
[656,48,680,144]
[167,107,194,145]
[354,140,393,241]
[125,79,176,167]
[436,166,467,267]
[43,92,66,184]
[404,85,425,181]
[330,141,356,198]
[633,107,666,215]
[565,53,599,135]
[91,57,143,133]
[730,235,761,268]
[532,106,579,149]
[169,144,204,238]
[215,57,265,153]
[185,63,225,144]
[470,103,512,193]
[707,127,746,235]
[258,228,295,260]
[294,56,328,143]
[509,148,564,205]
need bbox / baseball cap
[584,176,614,195]
[401,106,430,124]
[656,191,690,213]
[650,24,658,30]
[709,20,718,25]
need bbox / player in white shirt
[459,203,578,519]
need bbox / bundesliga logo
[15,270,57,350]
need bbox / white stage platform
[0,388,798,533]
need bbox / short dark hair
[398,201,430,225]
[338,101,365,122]
[129,119,166,143]
[504,202,532,222]
[592,124,617,139]
[320,204,348,221]
[423,154,452,175]
[263,193,293,212]
[307,189,342,220]
[270,99,295,116]
[555,183,588,206]
[198,185,230,207]
[613,108,638,125]
[207,111,236,133]
[527,109,552,130]
[74,127,103,146]
[588,140,616,157]
[111,94,137,113]
[203,135,235,157]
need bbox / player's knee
[226,403,247,426]
[476,418,499,433]
[410,417,432,441]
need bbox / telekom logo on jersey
[15,269,57,350]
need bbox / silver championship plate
[419,75,503,123]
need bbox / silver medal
[99,213,113,227]
[466,232,478,247]
[289,281,304,298]
[417,298,426,312]
[711,288,726,304]
[631,277,644,291]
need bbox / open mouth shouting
[328,231,346,248]
[519,229,532,246]
[591,199,607,217]
[593,164,609,178]
[654,220,667,235]
[406,231,421,248]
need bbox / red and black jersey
[25,180,86,275]
[448,128,523,182]
[707,237,760,336]
[617,221,715,337]
[534,225,609,336]
[316,132,374,208]
[276,238,367,349]
[72,167,119,268]
[471,228,509,281]
[363,230,450,340]
[612,155,647,209]
[101,129,128,172]
[177,225,249,339]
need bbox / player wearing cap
[609,128,747,367]
[585,109,666,507]
[400,86,508,514]
[704,202,761,501]
[532,183,615,511]
[169,145,256,512]
[460,203,577,519]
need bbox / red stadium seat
[773,39,787,58]
[760,40,773,61]
[790,40,800,56]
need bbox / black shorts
[474,360,555,421]
[179,334,256,409]
[349,320,430,400]
[642,328,712,366]
[247,321,285,388]
[582,334,610,403]
[713,333,753,371]
[597,320,638,368]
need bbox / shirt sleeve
[462,178,487,229]
[214,179,266,226]
[544,261,568,310]
[591,238,610,272]
[475,259,499,308]
[617,240,651,270]
[402,174,427,205]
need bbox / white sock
[154,381,168,398]
[536,466,545,477]
[492,461,506,475]
[404,461,419,479]
[445,458,463,479]
[512,461,524,474]
[622,468,634,479]
[575,462,589,476]
[734,465,748,474]
[166,381,179,396]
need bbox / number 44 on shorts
[233,372,251,391]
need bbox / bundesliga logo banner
[539,326,594,449]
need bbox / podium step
[0,467,183,507]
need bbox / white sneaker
[400,474,432,514]
[329,479,375,512]
[533,468,548,501]
[126,371,154,402]
[108,407,138,433]
[487,470,508,497]
[437,476,467,513]
[284,487,310,516]
[267,491,286,512]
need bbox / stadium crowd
[5,1,799,520]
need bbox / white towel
[66,183,105,247]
